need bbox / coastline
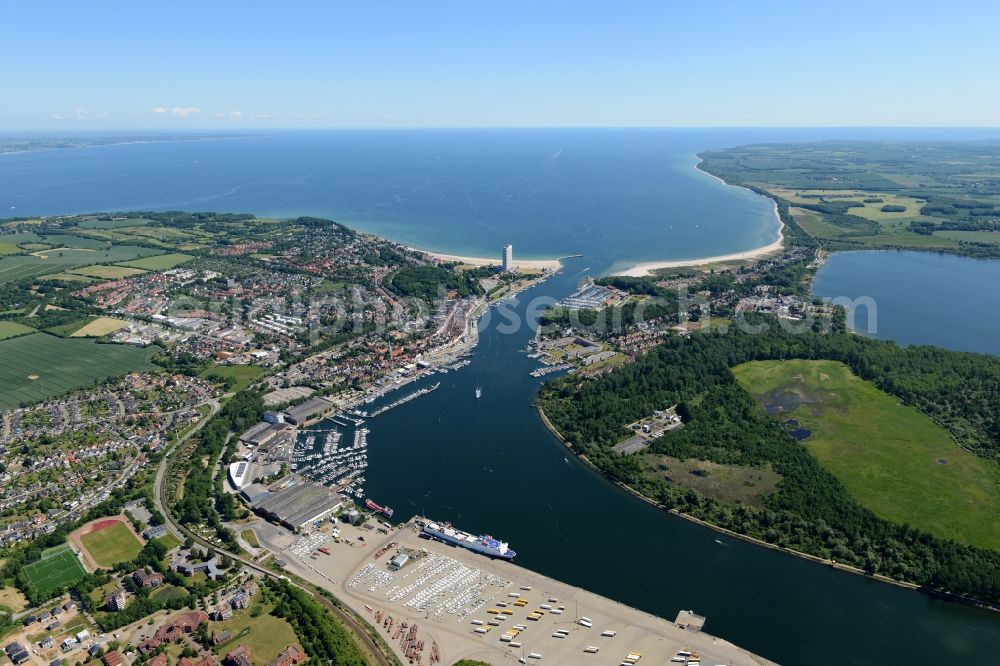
[535,404,1000,615]
[612,159,785,277]
[408,246,563,271]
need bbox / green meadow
[734,359,1000,550]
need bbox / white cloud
[50,108,90,120]
[152,106,167,114]
[170,106,201,118]
[213,110,243,119]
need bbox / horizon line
[5,125,1000,133]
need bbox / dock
[260,518,775,666]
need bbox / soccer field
[22,545,87,599]
[80,521,144,567]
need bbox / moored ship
[366,498,394,518]
[421,519,516,559]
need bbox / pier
[358,382,442,418]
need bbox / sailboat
[475,387,482,399]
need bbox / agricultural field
[79,520,144,567]
[116,252,194,270]
[935,230,1000,245]
[75,217,152,230]
[0,242,19,255]
[0,333,157,410]
[44,272,97,283]
[69,316,129,338]
[200,365,265,392]
[699,141,1000,256]
[0,245,165,285]
[42,234,110,249]
[21,545,87,599]
[45,317,99,337]
[67,264,146,280]
[0,321,35,340]
[734,359,1000,550]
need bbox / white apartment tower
[502,244,513,272]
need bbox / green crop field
[116,253,194,271]
[935,230,1000,245]
[0,333,157,409]
[0,245,165,285]
[80,522,143,567]
[22,545,87,599]
[67,265,146,279]
[0,242,19,255]
[734,359,1000,550]
[0,321,35,340]
[75,217,152,230]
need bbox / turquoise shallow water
[4,129,1000,663]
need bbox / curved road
[153,397,397,666]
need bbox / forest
[265,578,367,666]
[386,264,485,300]
[537,321,1000,605]
[171,390,264,549]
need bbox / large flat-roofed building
[282,396,336,424]
[228,461,251,489]
[502,244,513,272]
[247,479,345,531]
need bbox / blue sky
[3,0,999,129]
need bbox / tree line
[537,321,1000,605]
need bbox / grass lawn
[116,253,194,271]
[209,598,300,665]
[151,585,187,604]
[240,529,260,548]
[69,316,129,338]
[200,365,265,392]
[156,533,182,551]
[0,585,29,613]
[0,333,157,410]
[80,522,144,567]
[21,545,87,599]
[734,359,1000,550]
[0,321,35,340]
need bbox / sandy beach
[410,247,563,270]
[614,169,785,277]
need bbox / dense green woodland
[387,264,485,300]
[172,391,264,548]
[538,321,1000,605]
[265,579,367,666]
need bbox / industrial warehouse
[242,479,345,531]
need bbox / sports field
[79,520,144,567]
[116,252,194,271]
[69,317,129,337]
[0,321,35,340]
[21,545,87,599]
[0,333,157,409]
[735,359,1000,550]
